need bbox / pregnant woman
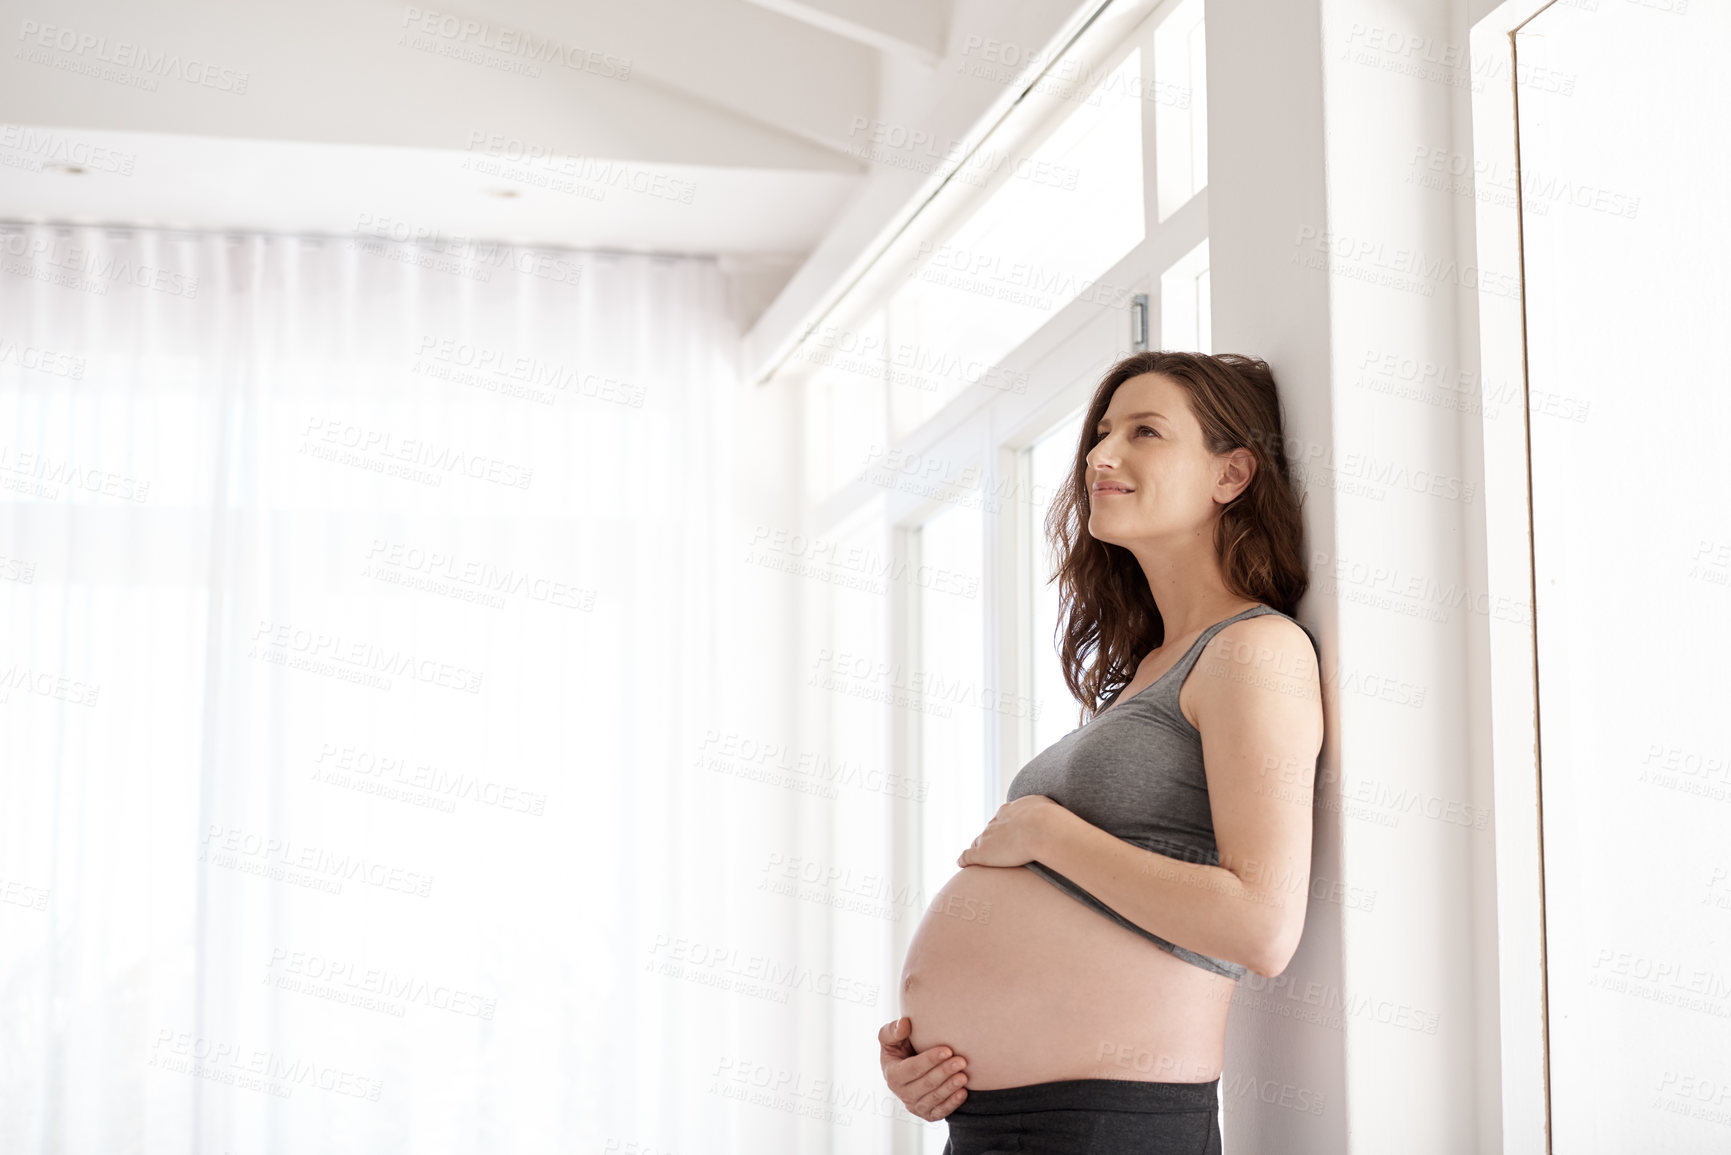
[877,351,1325,1154]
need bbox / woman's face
[1084,372,1249,546]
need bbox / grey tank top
[1005,604,1321,980]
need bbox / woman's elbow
[1245,922,1304,978]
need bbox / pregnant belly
[899,864,1236,1090]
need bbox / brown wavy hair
[1045,350,1309,723]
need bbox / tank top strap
[1153,605,1281,700]
[1100,605,1318,714]
[1190,604,1323,672]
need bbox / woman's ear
[1217,446,1256,502]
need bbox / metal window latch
[1130,293,1149,351]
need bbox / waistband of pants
[950,1077,1220,1116]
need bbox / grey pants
[941,1077,1222,1155]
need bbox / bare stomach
[899,864,1237,1090]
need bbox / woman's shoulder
[1205,608,1322,674]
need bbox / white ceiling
[0,0,1090,338]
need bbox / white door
[1517,4,1731,1149]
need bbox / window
[800,307,889,502]
[779,6,1216,1142]
[1160,237,1212,352]
[1028,411,1088,752]
[914,503,986,910]
[886,49,1147,437]
[1154,0,1208,221]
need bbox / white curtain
[0,224,816,1152]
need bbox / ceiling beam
[738,0,949,65]
[474,0,885,160]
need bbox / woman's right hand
[877,1016,969,1121]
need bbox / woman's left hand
[956,795,1067,868]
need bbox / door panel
[1518,5,1731,1149]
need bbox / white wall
[1206,0,1349,1148]
[1209,0,1515,1149]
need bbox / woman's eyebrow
[1096,410,1168,427]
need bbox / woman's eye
[1138,426,1158,438]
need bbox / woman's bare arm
[1029,615,1324,975]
